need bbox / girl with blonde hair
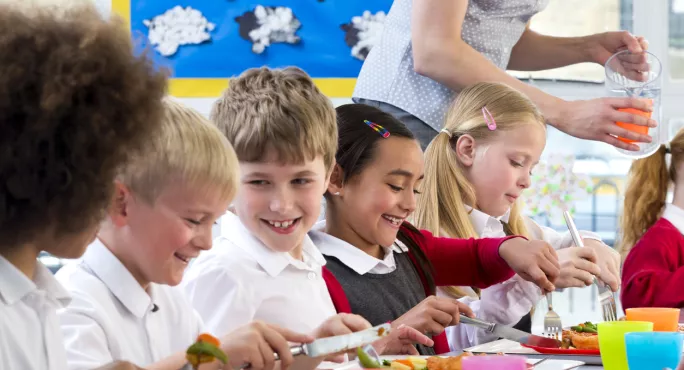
[415,82,621,352]
[620,129,684,310]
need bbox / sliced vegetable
[382,360,392,367]
[390,361,412,370]
[356,347,381,368]
[393,359,413,367]
[407,357,427,370]
[186,341,228,369]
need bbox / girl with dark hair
[311,103,561,355]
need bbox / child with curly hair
[0,3,167,369]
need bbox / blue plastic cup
[625,332,684,370]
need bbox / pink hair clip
[482,106,496,131]
[364,120,390,138]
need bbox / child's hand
[391,296,475,337]
[499,239,560,292]
[585,239,621,292]
[556,247,601,289]
[312,313,373,362]
[372,324,434,355]
[220,321,314,370]
[312,313,372,339]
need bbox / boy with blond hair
[57,98,329,370]
[183,67,430,357]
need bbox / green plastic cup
[598,321,654,370]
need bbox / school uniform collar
[466,206,511,236]
[0,254,70,307]
[219,211,326,277]
[311,220,401,275]
[663,204,684,235]
[82,239,156,318]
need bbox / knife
[238,323,391,369]
[459,315,561,348]
[562,211,606,289]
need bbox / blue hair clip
[364,120,390,138]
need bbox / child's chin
[377,233,397,248]
[163,270,185,286]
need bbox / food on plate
[426,354,474,370]
[360,353,533,370]
[561,322,600,350]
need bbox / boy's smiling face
[106,180,231,288]
[233,149,330,259]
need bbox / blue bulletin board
[112,0,393,97]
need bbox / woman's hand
[550,97,656,151]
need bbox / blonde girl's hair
[618,129,684,260]
[414,82,546,299]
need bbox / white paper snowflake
[143,6,215,57]
[341,10,386,61]
[521,154,594,226]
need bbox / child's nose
[269,190,294,213]
[195,225,213,251]
[518,172,531,189]
[400,191,417,212]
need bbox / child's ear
[109,180,131,227]
[454,134,477,167]
[327,163,344,196]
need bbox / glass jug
[605,50,662,159]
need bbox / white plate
[320,354,585,370]
[465,339,602,366]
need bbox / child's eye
[388,184,403,192]
[248,180,268,186]
[292,178,312,186]
[186,218,201,225]
[413,189,422,195]
[510,160,523,168]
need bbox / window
[508,0,632,82]
[671,0,684,79]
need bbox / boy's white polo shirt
[56,239,202,370]
[182,212,336,336]
[0,255,71,370]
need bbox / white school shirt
[310,220,408,275]
[56,239,202,369]
[0,255,71,370]
[442,207,604,352]
[663,204,684,234]
[182,212,337,336]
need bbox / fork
[562,211,618,322]
[543,292,563,339]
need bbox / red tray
[521,343,600,355]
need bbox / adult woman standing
[354,0,653,151]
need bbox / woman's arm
[410,0,654,151]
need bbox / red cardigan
[621,218,684,309]
[322,225,517,354]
